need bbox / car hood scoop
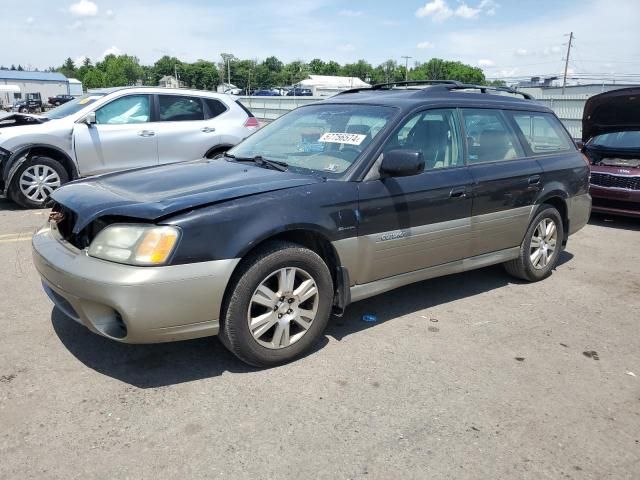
[51,159,322,233]
[582,87,640,141]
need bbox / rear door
[154,94,223,164]
[356,108,474,283]
[73,94,157,176]
[461,108,542,256]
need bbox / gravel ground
[0,198,639,480]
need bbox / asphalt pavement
[0,198,639,479]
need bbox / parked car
[48,94,75,106]
[11,93,43,113]
[0,87,259,208]
[286,88,313,96]
[32,81,591,366]
[253,89,281,96]
[581,87,640,217]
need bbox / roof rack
[371,80,464,90]
[443,83,535,100]
[336,79,464,95]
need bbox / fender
[2,143,78,194]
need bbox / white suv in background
[0,87,259,208]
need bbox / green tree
[308,58,325,75]
[97,54,144,87]
[340,59,372,82]
[82,68,106,89]
[57,57,76,78]
[410,58,485,84]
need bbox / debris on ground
[583,351,600,360]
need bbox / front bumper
[590,185,640,218]
[32,225,239,343]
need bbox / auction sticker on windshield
[319,132,367,145]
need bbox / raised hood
[582,87,640,142]
[51,159,322,233]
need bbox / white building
[158,75,185,89]
[0,70,74,108]
[295,75,371,96]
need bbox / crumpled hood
[582,87,640,142]
[52,159,322,233]
[0,113,49,130]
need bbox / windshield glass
[591,131,640,149]
[228,104,397,177]
[42,93,106,119]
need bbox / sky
[2,0,640,82]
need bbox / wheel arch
[3,144,77,192]
[204,144,235,159]
[534,189,569,245]
[223,227,349,317]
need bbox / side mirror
[574,139,585,150]
[83,112,96,126]
[379,149,425,178]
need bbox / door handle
[528,175,541,185]
[201,127,216,133]
[137,130,155,137]
[449,186,467,198]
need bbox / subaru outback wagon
[32,81,591,367]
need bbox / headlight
[88,224,180,266]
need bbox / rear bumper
[590,185,640,218]
[32,225,239,343]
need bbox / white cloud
[26,17,35,25]
[416,0,452,21]
[69,0,98,17]
[514,48,529,56]
[75,55,88,65]
[106,9,114,18]
[417,41,435,49]
[542,45,562,56]
[339,9,362,17]
[455,4,480,19]
[68,20,84,30]
[338,44,355,52]
[417,0,497,21]
[102,46,122,57]
[478,58,495,67]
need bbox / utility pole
[562,32,573,95]
[401,56,412,82]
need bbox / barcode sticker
[318,132,366,145]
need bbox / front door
[461,108,543,256]
[73,94,157,176]
[356,108,474,284]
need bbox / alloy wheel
[530,218,558,269]
[247,267,319,349]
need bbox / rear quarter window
[508,111,573,154]
[204,98,228,119]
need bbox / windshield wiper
[225,153,288,172]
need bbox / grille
[590,173,640,190]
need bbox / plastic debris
[362,314,378,323]
[626,371,636,377]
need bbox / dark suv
[32,81,591,366]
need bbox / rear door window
[461,109,524,163]
[158,95,205,122]
[508,111,573,154]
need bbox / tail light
[244,117,259,129]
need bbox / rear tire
[8,156,69,209]
[219,241,333,367]
[504,205,564,282]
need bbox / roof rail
[371,80,464,90]
[443,83,535,100]
[335,79,464,95]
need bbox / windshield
[42,93,106,119]
[228,104,397,177]
[591,131,640,149]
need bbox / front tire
[8,156,69,209]
[220,241,334,367]
[504,205,564,282]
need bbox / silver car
[0,87,259,208]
